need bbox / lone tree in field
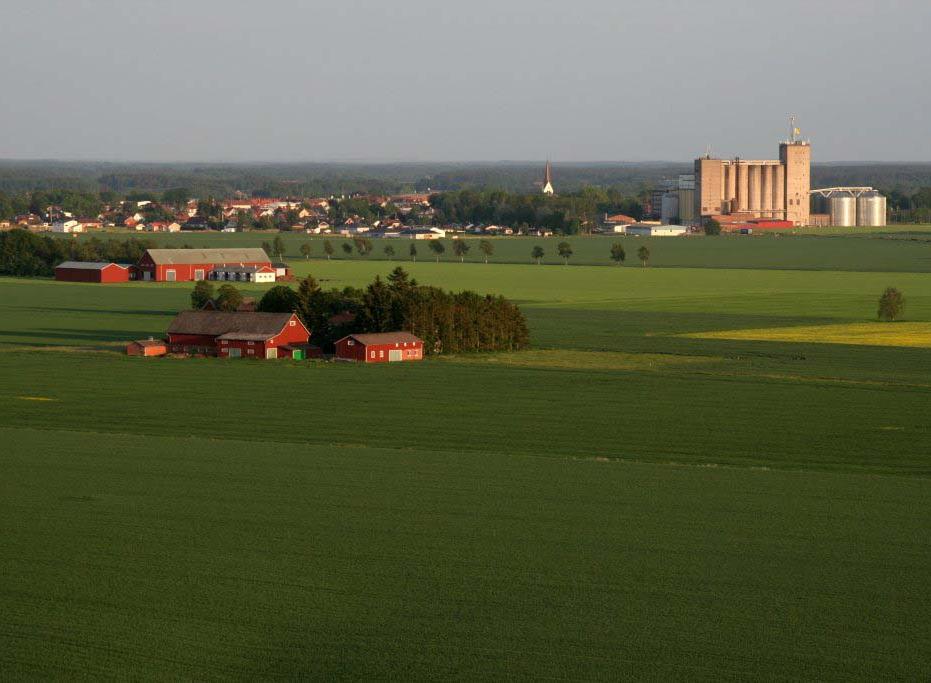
[610,243,626,265]
[878,287,905,321]
[215,284,243,312]
[191,280,214,309]
[273,235,286,258]
[531,245,545,264]
[383,244,395,260]
[353,236,372,256]
[452,239,470,263]
[323,240,334,260]
[704,219,722,236]
[637,245,650,267]
[409,242,417,262]
[428,240,445,262]
[341,242,352,256]
[261,240,273,256]
[479,239,494,264]
[300,242,312,259]
[557,241,573,265]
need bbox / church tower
[542,160,554,195]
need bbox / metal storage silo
[660,193,679,225]
[829,192,857,227]
[856,192,886,226]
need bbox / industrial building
[694,123,811,226]
[654,174,696,225]
[810,187,887,227]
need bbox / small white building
[626,223,688,237]
[51,219,82,233]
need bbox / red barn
[55,261,131,283]
[135,248,272,282]
[334,332,424,363]
[166,310,310,359]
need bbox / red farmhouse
[166,310,310,359]
[55,261,131,283]
[335,332,424,363]
[135,248,272,282]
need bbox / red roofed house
[166,310,310,359]
[135,248,272,282]
[334,332,424,363]
[55,261,131,283]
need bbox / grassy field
[1,258,930,678]
[70,227,931,272]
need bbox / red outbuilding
[166,310,310,359]
[126,339,168,356]
[55,261,131,283]
[135,248,272,282]
[334,332,424,363]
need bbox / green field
[72,227,931,272]
[1,257,930,678]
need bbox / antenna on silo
[788,114,799,143]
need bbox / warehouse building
[135,248,272,282]
[55,261,131,283]
[335,332,424,363]
[166,310,311,359]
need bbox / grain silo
[856,192,887,227]
[829,192,857,227]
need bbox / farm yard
[1,246,930,678]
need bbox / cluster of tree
[0,229,153,276]
[231,267,528,354]
[884,187,931,223]
[428,188,644,234]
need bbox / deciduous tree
[637,245,650,267]
[878,287,905,321]
[479,239,493,263]
[190,280,214,309]
[531,245,544,264]
[610,243,626,265]
[557,241,573,264]
[215,284,243,312]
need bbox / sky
[1,0,929,163]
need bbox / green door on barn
[292,349,304,360]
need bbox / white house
[626,224,688,237]
[51,219,82,233]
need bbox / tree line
[428,188,645,234]
[0,229,154,276]
[193,267,530,355]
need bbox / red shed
[126,339,167,356]
[55,261,131,283]
[135,248,272,282]
[166,310,310,359]
[334,332,424,363]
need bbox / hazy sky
[2,0,929,162]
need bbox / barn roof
[167,310,300,339]
[144,248,270,265]
[341,332,423,345]
[55,261,130,270]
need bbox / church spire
[542,160,554,195]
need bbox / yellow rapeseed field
[686,322,931,348]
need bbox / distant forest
[3,160,931,198]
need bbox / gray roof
[167,311,301,339]
[212,265,269,274]
[55,261,130,270]
[145,248,270,265]
[341,332,422,345]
